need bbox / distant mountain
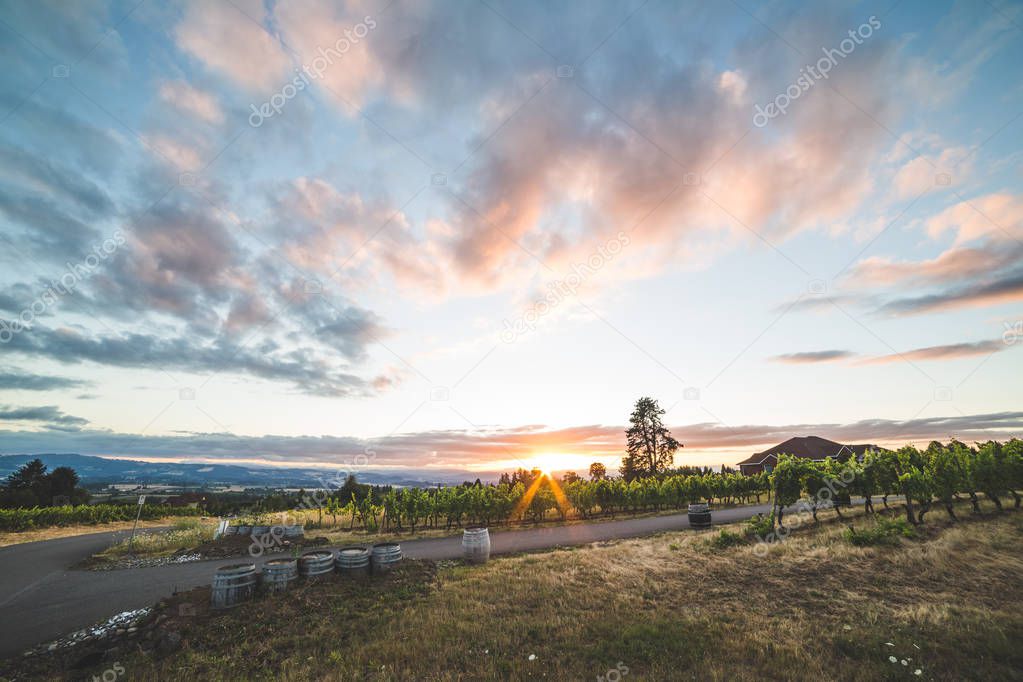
[0,453,473,488]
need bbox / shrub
[710,529,746,549]
[843,517,916,547]
[744,512,774,538]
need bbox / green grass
[843,517,916,547]
[709,528,747,549]
[96,518,217,560]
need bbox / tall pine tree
[622,397,682,480]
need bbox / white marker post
[128,494,146,555]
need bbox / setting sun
[528,453,588,475]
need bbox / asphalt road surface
[0,501,787,658]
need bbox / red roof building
[737,436,876,476]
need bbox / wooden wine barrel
[335,546,370,576]
[222,524,238,536]
[299,550,335,579]
[211,563,257,609]
[283,524,304,539]
[688,503,712,529]
[235,524,252,536]
[370,543,402,574]
[251,525,270,538]
[462,527,491,564]
[261,558,298,593]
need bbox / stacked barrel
[210,543,405,608]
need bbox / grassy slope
[11,502,1023,681]
[88,519,219,562]
[0,518,192,548]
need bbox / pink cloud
[926,192,1023,245]
[158,80,224,124]
[175,0,291,93]
[858,339,1005,364]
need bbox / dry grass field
[8,502,1022,681]
[0,518,193,548]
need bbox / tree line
[0,458,91,508]
[768,438,1023,529]
[243,467,771,532]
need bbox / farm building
[736,436,876,476]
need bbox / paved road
[0,502,782,657]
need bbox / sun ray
[545,473,572,519]
[511,473,545,521]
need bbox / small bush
[710,529,746,549]
[843,517,916,547]
[744,512,774,538]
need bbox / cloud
[262,177,450,296]
[432,7,905,288]
[274,0,383,111]
[806,192,1023,318]
[0,0,128,72]
[141,134,203,172]
[183,2,906,293]
[846,242,1023,289]
[926,192,1023,246]
[0,411,1020,471]
[0,144,115,217]
[0,370,88,391]
[1,325,383,397]
[0,141,117,259]
[0,180,395,397]
[0,94,124,175]
[860,339,1006,364]
[158,81,224,124]
[876,268,1023,316]
[0,405,88,426]
[771,350,855,364]
[890,144,970,200]
[174,0,292,94]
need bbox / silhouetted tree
[622,397,681,480]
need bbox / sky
[0,0,1021,478]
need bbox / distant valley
[0,453,472,489]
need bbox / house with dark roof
[737,436,876,476]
